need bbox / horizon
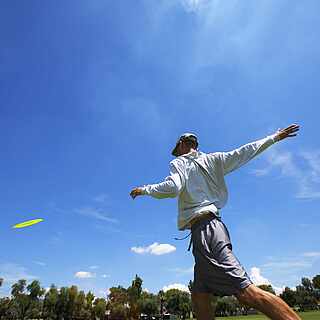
[1,0,320,299]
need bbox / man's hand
[130,187,144,199]
[274,124,300,142]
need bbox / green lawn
[214,311,320,319]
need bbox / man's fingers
[286,123,299,129]
[130,189,137,199]
[284,126,299,132]
[283,124,299,132]
[130,188,143,199]
[279,124,300,137]
[286,125,299,130]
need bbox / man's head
[171,133,199,157]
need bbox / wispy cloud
[251,148,320,199]
[93,194,110,204]
[0,263,37,285]
[74,271,96,279]
[131,242,176,255]
[89,265,99,270]
[180,0,209,12]
[168,266,193,275]
[49,231,63,246]
[261,251,318,270]
[48,196,118,224]
[262,261,312,269]
[33,261,46,267]
[74,207,118,223]
[303,251,320,258]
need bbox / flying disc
[13,218,44,229]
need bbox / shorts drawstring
[174,232,193,251]
[187,233,193,251]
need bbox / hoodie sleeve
[140,160,185,199]
[220,134,277,175]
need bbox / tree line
[0,274,319,319]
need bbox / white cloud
[163,283,190,293]
[131,242,176,255]
[273,286,286,295]
[250,267,271,286]
[250,267,284,295]
[74,271,96,279]
[101,274,110,278]
[143,288,150,293]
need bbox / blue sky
[1,0,320,297]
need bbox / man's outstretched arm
[130,161,185,200]
[220,124,300,175]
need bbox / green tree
[215,296,239,316]
[127,275,143,320]
[0,297,11,320]
[43,285,59,320]
[56,287,69,320]
[66,285,78,319]
[10,279,31,320]
[140,298,157,318]
[74,290,87,319]
[107,286,129,320]
[157,290,165,318]
[312,274,320,289]
[295,284,317,311]
[215,297,228,316]
[258,284,276,295]
[280,287,296,307]
[301,277,313,292]
[86,291,95,320]
[164,289,192,319]
[11,279,26,297]
[93,298,107,320]
[26,280,45,319]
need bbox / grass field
[215,311,320,320]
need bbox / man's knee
[236,284,264,305]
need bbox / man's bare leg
[236,284,301,320]
[191,292,215,320]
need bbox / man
[130,124,300,320]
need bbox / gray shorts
[190,214,252,296]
